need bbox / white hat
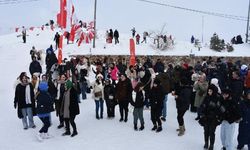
[96,74,103,79]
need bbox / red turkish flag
[58,35,63,64]
[129,38,136,66]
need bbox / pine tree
[210,33,224,52]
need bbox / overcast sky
[0,0,249,42]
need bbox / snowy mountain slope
[0,29,246,150]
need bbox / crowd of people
[13,44,250,149]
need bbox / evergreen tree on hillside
[210,33,225,51]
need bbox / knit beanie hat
[39,82,48,91]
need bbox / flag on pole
[129,38,136,66]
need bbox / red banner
[129,38,136,66]
[58,35,63,64]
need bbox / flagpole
[93,0,97,48]
[246,0,250,43]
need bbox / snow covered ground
[0,29,248,150]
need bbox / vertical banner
[58,35,63,64]
[58,0,67,64]
[129,38,136,66]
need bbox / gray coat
[193,81,208,107]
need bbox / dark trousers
[144,90,150,108]
[177,109,187,126]
[105,99,115,117]
[80,82,87,100]
[118,101,129,120]
[190,91,197,112]
[39,116,51,133]
[55,41,59,50]
[64,116,77,133]
[115,38,119,44]
[22,36,26,43]
[55,100,64,125]
[151,106,162,126]
[204,123,217,146]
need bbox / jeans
[21,107,35,128]
[133,107,144,125]
[220,121,235,150]
[162,94,168,118]
[80,82,87,100]
[95,99,104,118]
[39,116,51,133]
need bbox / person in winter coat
[14,74,36,130]
[131,27,136,38]
[115,74,133,122]
[244,70,250,91]
[108,63,119,86]
[104,79,116,118]
[156,70,173,121]
[149,79,165,132]
[109,29,113,43]
[174,78,192,136]
[229,71,244,103]
[126,65,138,89]
[60,80,80,137]
[136,34,140,45]
[54,32,60,50]
[29,56,42,77]
[130,82,145,131]
[141,31,148,43]
[22,26,26,43]
[220,89,241,150]
[36,82,54,141]
[194,73,208,120]
[45,49,58,74]
[210,78,221,94]
[55,74,67,129]
[93,74,105,119]
[237,90,250,150]
[154,59,165,73]
[191,35,195,44]
[139,67,152,109]
[114,29,119,44]
[198,84,223,150]
[30,46,37,60]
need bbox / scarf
[61,89,71,118]
[25,84,32,104]
[56,80,66,100]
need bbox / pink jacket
[110,66,119,81]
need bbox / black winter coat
[199,94,222,126]
[104,84,115,101]
[149,85,164,110]
[238,99,250,144]
[115,78,133,102]
[175,85,192,111]
[36,91,54,114]
[130,90,144,108]
[69,88,80,117]
[220,97,241,124]
[229,79,244,102]
[14,83,36,118]
[29,60,42,75]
